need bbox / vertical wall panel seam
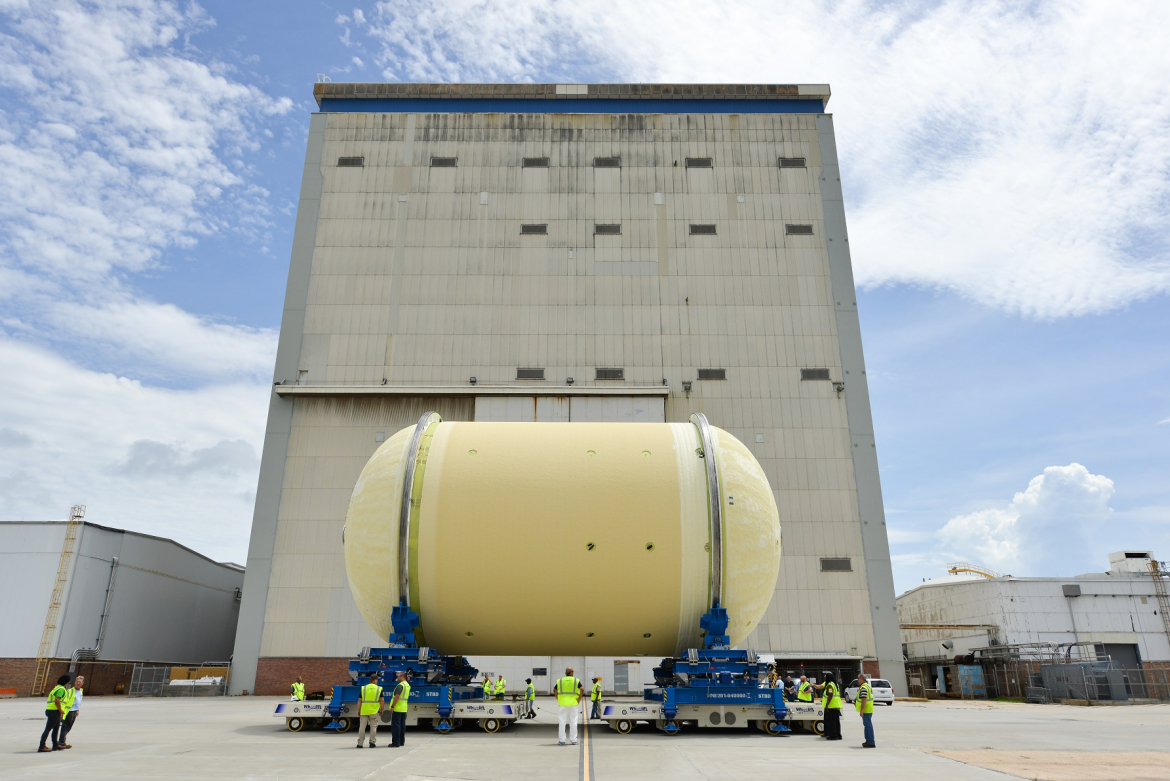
[229,112,329,693]
[815,114,905,689]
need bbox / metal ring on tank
[690,412,723,608]
[399,411,442,605]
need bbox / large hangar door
[474,396,664,423]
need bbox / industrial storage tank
[344,413,781,656]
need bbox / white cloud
[0,337,268,562]
[938,463,1115,576]
[357,0,1170,317]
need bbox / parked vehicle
[843,679,895,705]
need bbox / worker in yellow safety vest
[388,671,412,748]
[494,674,506,700]
[525,677,536,718]
[796,675,813,702]
[590,677,603,719]
[482,675,492,700]
[38,674,72,752]
[291,677,305,701]
[58,674,83,749]
[555,667,585,746]
[816,672,843,741]
[355,676,383,748]
[855,673,876,748]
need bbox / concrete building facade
[232,82,903,696]
[0,521,244,694]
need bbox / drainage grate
[593,156,621,168]
[820,557,852,572]
[520,224,548,235]
[594,224,621,235]
[786,224,814,235]
[779,157,806,168]
[689,224,717,236]
[801,368,831,381]
[516,367,545,380]
[430,156,458,167]
[685,157,713,168]
[595,368,624,380]
[337,156,364,167]
[523,157,550,167]
[697,368,726,380]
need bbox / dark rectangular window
[593,156,620,168]
[532,667,548,677]
[337,156,364,167]
[516,368,545,380]
[689,224,717,235]
[801,368,831,381]
[697,368,726,380]
[595,368,624,380]
[430,156,458,167]
[594,224,621,235]
[523,157,550,168]
[520,224,548,235]
[685,157,713,168]
[786,224,814,235]
[779,157,806,168]
[820,557,852,572]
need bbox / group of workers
[37,673,84,752]
[286,666,876,749]
[766,668,878,748]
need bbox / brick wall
[255,658,352,696]
[0,658,137,697]
[862,660,881,678]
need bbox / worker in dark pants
[816,672,843,740]
[590,677,603,719]
[58,674,83,748]
[388,671,411,748]
[38,674,72,752]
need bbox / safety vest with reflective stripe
[797,681,813,702]
[392,681,411,713]
[591,682,602,701]
[856,681,874,714]
[526,683,535,700]
[483,680,492,694]
[823,681,842,709]
[556,677,581,707]
[494,678,506,694]
[45,685,66,711]
[62,687,76,711]
[359,682,383,716]
[291,682,305,700]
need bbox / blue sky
[1,0,1167,593]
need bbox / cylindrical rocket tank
[344,415,780,656]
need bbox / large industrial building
[0,517,244,695]
[232,82,902,696]
[898,552,1170,699]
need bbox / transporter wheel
[480,718,501,733]
[811,720,825,736]
[764,720,786,736]
[435,718,455,734]
[286,717,304,732]
[615,719,634,735]
[334,717,352,733]
[661,720,682,736]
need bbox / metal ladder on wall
[30,505,85,696]
[1151,559,1170,647]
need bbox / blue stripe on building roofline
[318,98,825,115]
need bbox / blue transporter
[276,603,532,734]
[600,607,801,736]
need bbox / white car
[844,679,895,706]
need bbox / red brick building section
[255,658,352,696]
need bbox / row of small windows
[512,367,832,381]
[519,223,814,236]
[336,156,808,169]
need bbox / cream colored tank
[344,416,780,656]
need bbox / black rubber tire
[615,719,634,734]
[334,717,352,733]
[811,719,825,736]
[481,717,501,733]
[286,717,304,732]
[764,719,785,736]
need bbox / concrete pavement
[3,696,1168,780]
